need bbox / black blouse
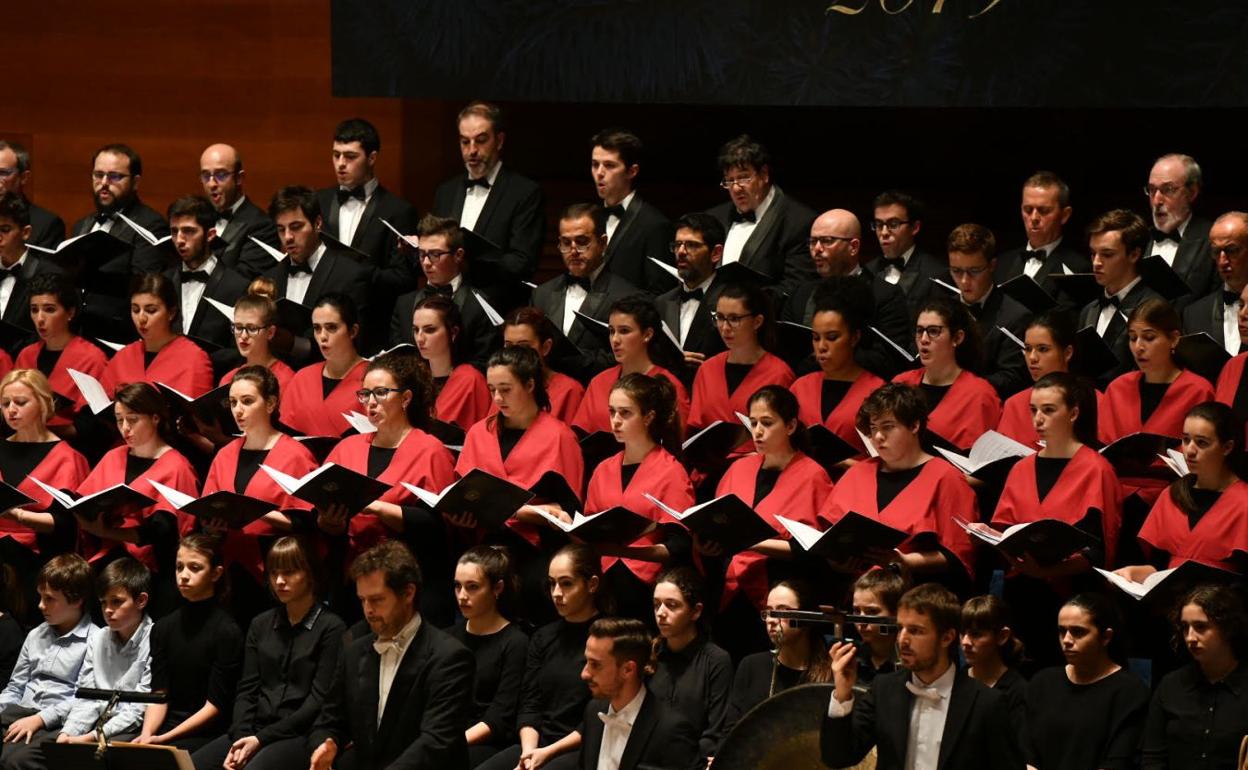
[1139,380,1171,423]
[234,448,268,494]
[723,651,804,741]
[1025,666,1150,770]
[724,362,753,396]
[518,616,596,745]
[876,463,925,511]
[150,598,244,734]
[820,378,853,422]
[0,440,56,484]
[919,382,951,412]
[35,347,59,377]
[1034,456,1071,501]
[649,635,734,763]
[1143,662,1248,770]
[449,621,529,746]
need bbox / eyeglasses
[669,239,707,253]
[871,219,911,232]
[91,171,131,184]
[948,266,990,278]
[231,324,271,337]
[199,170,235,184]
[915,325,947,339]
[557,236,595,254]
[719,176,754,190]
[807,235,854,249]
[711,312,757,327]
[355,387,405,403]
[1144,183,1186,198]
[417,249,452,262]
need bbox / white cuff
[826,692,854,718]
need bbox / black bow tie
[1023,249,1045,262]
[1098,293,1122,310]
[216,208,234,223]
[1151,228,1181,245]
[678,287,704,303]
[465,176,491,191]
[336,186,366,205]
[881,256,905,273]
[0,264,20,278]
[289,261,313,276]
[966,302,985,319]
[604,204,626,220]
[182,270,210,283]
[1224,290,1241,306]
[93,211,114,226]
[730,208,756,224]
[565,274,592,292]
[426,283,454,297]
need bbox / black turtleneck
[518,616,597,744]
[150,598,244,733]
[650,634,734,762]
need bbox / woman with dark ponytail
[501,307,585,424]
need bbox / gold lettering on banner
[827,0,1003,17]
[881,0,915,14]
[827,0,869,14]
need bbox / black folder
[780,510,908,562]
[407,468,536,531]
[1048,272,1101,307]
[53,484,157,522]
[264,463,391,513]
[806,425,862,471]
[274,298,313,335]
[1137,255,1193,301]
[31,230,130,270]
[1071,326,1121,379]
[1097,560,1240,605]
[541,506,657,545]
[682,420,752,472]
[319,232,372,263]
[714,261,774,287]
[998,274,1058,314]
[43,741,193,770]
[166,490,275,530]
[1098,432,1179,477]
[963,518,1099,566]
[578,430,622,471]
[529,470,582,514]
[156,382,233,430]
[647,493,775,556]
[0,481,36,513]
[429,419,467,447]
[776,321,814,367]
[1174,332,1231,384]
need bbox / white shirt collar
[1110,274,1142,301]
[184,254,217,276]
[226,196,246,216]
[848,264,864,277]
[911,661,956,698]
[750,186,777,224]
[340,177,379,198]
[615,191,636,212]
[305,243,327,273]
[2,251,27,271]
[682,271,715,293]
[1027,236,1062,256]
[469,161,503,185]
[606,684,647,725]
[1176,214,1192,238]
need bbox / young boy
[0,554,98,770]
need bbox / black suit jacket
[603,195,677,295]
[655,279,725,386]
[532,269,639,383]
[974,288,1032,398]
[390,281,499,369]
[707,186,818,298]
[994,240,1092,313]
[317,184,420,289]
[263,242,372,364]
[165,261,250,352]
[783,272,913,380]
[0,252,61,354]
[865,248,948,323]
[1156,216,1217,311]
[1181,287,1235,349]
[27,202,65,250]
[821,668,1024,770]
[214,196,280,279]
[310,621,475,770]
[578,689,700,770]
[432,165,544,311]
[1078,278,1164,384]
[70,197,172,276]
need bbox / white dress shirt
[826,663,956,770]
[62,615,154,738]
[1022,237,1062,278]
[563,263,606,335]
[215,195,247,240]
[286,244,325,305]
[1222,284,1242,355]
[90,214,115,234]
[0,251,27,316]
[375,612,422,725]
[0,614,99,730]
[722,187,776,266]
[1148,215,1191,267]
[881,245,917,285]
[678,273,715,346]
[179,255,217,331]
[597,685,647,770]
[1096,275,1141,336]
[460,162,502,232]
[605,191,635,243]
[337,177,379,246]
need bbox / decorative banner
[331,0,1248,107]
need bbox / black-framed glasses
[1143,183,1186,198]
[91,171,130,184]
[807,235,854,249]
[557,236,594,254]
[231,324,271,337]
[417,249,452,262]
[669,239,707,253]
[355,387,405,403]
[199,170,235,184]
[711,312,757,327]
[871,219,911,232]
[948,266,990,278]
[720,176,754,190]
[915,325,947,339]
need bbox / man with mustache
[0,141,64,250]
[1181,212,1248,375]
[1144,153,1217,310]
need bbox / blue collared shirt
[61,615,154,737]
[0,614,100,730]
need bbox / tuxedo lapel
[897,263,921,298]
[448,176,469,221]
[884,682,914,764]
[361,644,381,749]
[740,191,783,271]
[325,196,342,236]
[659,296,681,342]
[1208,298,1227,347]
[352,189,381,249]
[377,626,431,739]
[186,268,227,336]
[475,169,506,232]
[604,197,641,263]
[936,674,977,770]
[306,253,334,303]
[618,695,659,770]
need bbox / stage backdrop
[331,0,1248,107]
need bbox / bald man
[782,208,912,378]
[199,143,280,278]
[1181,212,1248,368]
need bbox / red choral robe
[715,452,833,610]
[1214,352,1248,443]
[792,370,886,456]
[435,364,490,432]
[997,386,1106,449]
[0,441,89,552]
[219,360,297,392]
[688,352,795,431]
[16,337,107,423]
[327,429,456,558]
[77,445,199,571]
[991,445,1124,567]
[201,433,318,582]
[488,371,584,425]
[819,457,978,579]
[1138,480,1248,571]
[891,369,1001,451]
[584,446,694,584]
[455,411,585,546]
[572,364,691,435]
[101,336,214,398]
[281,360,368,437]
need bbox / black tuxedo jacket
[70,197,172,276]
[603,195,677,295]
[783,272,913,381]
[578,689,700,770]
[707,186,818,298]
[974,288,1032,398]
[821,668,1024,770]
[532,269,639,383]
[390,281,499,369]
[1181,287,1236,350]
[1078,278,1163,384]
[865,248,948,323]
[317,184,420,290]
[0,253,61,353]
[214,196,280,279]
[1156,216,1217,311]
[994,240,1092,313]
[655,279,727,386]
[310,621,475,770]
[27,202,65,250]
[263,243,372,364]
[432,166,544,310]
[165,261,250,352]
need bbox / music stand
[40,688,188,769]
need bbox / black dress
[723,651,804,741]
[1142,661,1248,770]
[649,635,734,764]
[448,621,529,768]
[1025,666,1150,770]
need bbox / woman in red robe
[412,294,490,432]
[281,292,368,438]
[15,273,108,427]
[321,351,457,626]
[572,296,689,435]
[688,283,795,432]
[101,273,214,399]
[74,382,199,617]
[820,383,978,590]
[499,307,584,424]
[216,290,296,392]
[790,287,886,461]
[892,296,999,452]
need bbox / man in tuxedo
[164,195,249,358]
[432,101,544,313]
[0,194,60,354]
[1181,211,1248,364]
[263,185,370,365]
[309,540,474,770]
[0,141,63,250]
[578,618,698,770]
[1144,153,1217,310]
[389,213,498,368]
[947,223,1031,397]
[199,143,280,279]
[823,583,1023,770]
[532,203,639,383]
[654,213,727,382]
[706,135,816,298]
[865,190,948,322]
[590,128,675,295]
[1079,209,1162,384]
[993,171,1091,311]
[784,208,912,379]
